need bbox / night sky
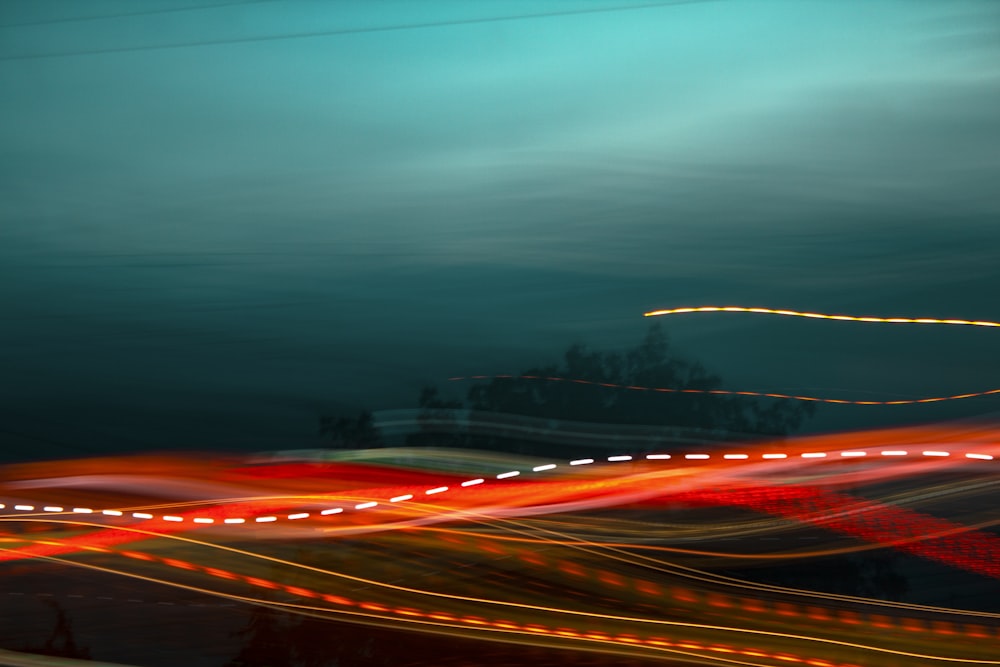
[2,0,999,462]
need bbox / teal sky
[2,1,999,458]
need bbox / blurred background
[1,0,998,458]
[2,3,1000,666]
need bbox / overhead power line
[0,0,275,29]
[0,1,713,62]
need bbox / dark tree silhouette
[405,386,467,449]
[470,323,811,433]
[407,323,814,454]
[319,410,383,449]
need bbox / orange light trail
[2,423,998,665]
[447,375,1000,405]
[1,442,995,527]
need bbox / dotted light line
[1,450,993,526]
[642,306,1000,328]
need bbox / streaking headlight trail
[1,422,998,666]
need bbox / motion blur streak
[448,375,1000,405]
[642,306,1000,328]
[1,422,998,665]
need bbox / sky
[1,0,999,461]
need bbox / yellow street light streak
[643,306,1000,328]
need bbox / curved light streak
[448,375,1000,405]
[642,306,1000,328]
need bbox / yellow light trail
[642,306,1000,328]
